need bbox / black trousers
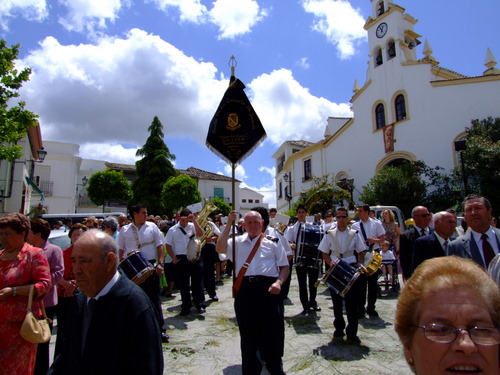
[175,254,206,311]
[279,258,293,300]
[235,276,285,375]
[295,265,320,310]
[34,305,56,375]
[201,243,217,298]
[329,280,360,338]
[141,268,165,330]
[358,271,380,314]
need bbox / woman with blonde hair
[381,209,400,254]
[395,256,500,374]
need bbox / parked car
[48,228,71,249]
[41,212,123,227]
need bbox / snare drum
[317,258,360,296]
[119,250,155,285]
[295,223,324,268]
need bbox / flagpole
[231,163,236,283]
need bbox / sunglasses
[336,215,348,219]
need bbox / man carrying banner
[216,210,289,375]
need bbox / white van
[370,205,407,232]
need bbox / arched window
[375,103,386,129]
[387,40,396,59]
[375,48,383,66]
[377,1,385,15]
[395,94,407,121]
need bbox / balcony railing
[39,180,53,196]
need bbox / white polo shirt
[225,232,289,277]
[164,222,197,256]
[118,221,164,261]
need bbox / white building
[239,186,268,215]
[0,124,46,215]
[27,141,249,215]
[274,0,500,213]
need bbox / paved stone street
[49,272,413,374]
[157,272,413,375]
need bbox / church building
[273,0,500,213]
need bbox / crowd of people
[0,193,499,374]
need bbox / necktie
[420,229,426,237]
[481,233,495,267]
[443,240,448,252]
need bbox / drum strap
[232,233,265,298]
[329,229,357,258]
[131,225,155,249]
[360,221,374,250]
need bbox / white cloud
[19,30,227,161]
[79,143,139,164]
[0,0,47,30]
[302,0,366,59]
[249,68,352,145]
[296,57,310,70]
[223,162,247,181]
[19,31,350,169]
[58,0,127,35]
[150,0,266,39]
[209,0,267,39]
[148,0,208,23]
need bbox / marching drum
[119,250,155,285]
[315,258,360,297]
[295,223,324,269]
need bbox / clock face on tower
[376,22,388,38]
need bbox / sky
[2,0,499,208]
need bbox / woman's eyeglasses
[416,323,500,346]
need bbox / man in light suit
[412,211,456,273]
[448,194,500,268]
[399,205,433,280]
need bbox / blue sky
[2,0,499,208]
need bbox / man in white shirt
[165,208,205,315]
[286,204,322,314]
[217,210,289,375]
[118,204,167,342]
[351,204,385,318]
[318,206,366,344]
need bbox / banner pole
[231,163,236,284]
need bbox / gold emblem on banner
[227,113,241,131]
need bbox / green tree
[161,174,202,217]
[132,116,178,215]
[211,196,231,217]
[359,161,426,217]
[296,175,351,215]
[461,117,500,212]
[0,40,39,161]
[87,169,132,211]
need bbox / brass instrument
[187,200,218,262]
[361,250,383,276]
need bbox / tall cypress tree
[132,116,177,215]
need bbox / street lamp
[37,148,47,163]
[283,172,293,210]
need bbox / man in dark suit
[48,230,164,375]
[399,205,432,280]
[448,194,500,268]
[412,211,456,273]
